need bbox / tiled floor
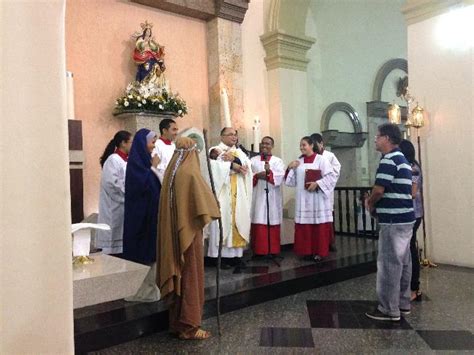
[92,264,474,353]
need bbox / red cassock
[251,224,281,255]
[293,223,332,257]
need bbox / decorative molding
[132,0,215,20]
[372,58,408,102]
[401,0,472,25]
[69,150,84,164]
[321,130,368,149]
[320,102,367,148]
[216,0,249,24]
[320,102,363,133]
[131,0,250,23]
[366,101,409,120]
[260,30,316,71]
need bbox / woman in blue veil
[123,128,161,265]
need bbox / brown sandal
[179,328,211,340]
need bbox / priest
[250,136,285,256]
[205,127,252,269]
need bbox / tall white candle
[66,71,75,120]
[253,116,261,151]
[220,88,231,127]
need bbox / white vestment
[205,142,253,258]
[322,149,341,208]
[285,154,337,224]
[153,138,176,184]
[97,154,127,254]
[250,155,285,225]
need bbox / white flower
[143,93,150,99]
[136,96,141,101]
[178,110,182,114]
[128,94,133,99]
[124,101,129,107]
[138,103,142,107]
[115,100,119,105]
[159,104,164,110]
[142,99,147,104]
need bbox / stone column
[207,17,245,145]
[1,0,74,353]
[261,30,315,219]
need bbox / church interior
[1,0,473,353]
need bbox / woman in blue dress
[123,128,162,302]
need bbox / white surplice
[250,155,285,225]
[153,138,176,184]
[285,154,337,224]
[97,153,127,254]
[205,142,253,258]
[322,149,341,208]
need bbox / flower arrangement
[114,81,187,117]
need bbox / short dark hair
[159,118,176,135]
[378,123,402,145]
[220,127,234,136]
[262,136,274,146]
[310,133,323,144]
[301,136,313,146]
[399,139,416,164]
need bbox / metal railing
[334,187,378,239]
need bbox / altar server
[250,136,285,255]
[97,131,132,255]
[153,118,178,184]
[285,136,337,262]
[311,133,341,251]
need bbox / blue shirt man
[365,123,415,322]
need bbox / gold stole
[231,171,246,248]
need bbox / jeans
[410,218,422,291]
[376,223,413,317]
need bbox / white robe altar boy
[285,152,337,258]
[97,153,127,254]
[250,152,285,255]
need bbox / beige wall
[306,0,407,186]
[242,0,270,146]
[407,7,473,267]
[1,0,74,353]
[66,0,210,216]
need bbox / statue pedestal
[115,111,177,134]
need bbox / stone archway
[320,102,367,149]
[372,58,408,101]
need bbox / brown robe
[157,137,220,334]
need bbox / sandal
[179,328,211,340]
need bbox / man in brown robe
[157,137,220,340]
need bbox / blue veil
[123,128,161,264]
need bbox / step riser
[75,259,376,353]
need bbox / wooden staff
[202,129,224,335]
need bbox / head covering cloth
[157,137,220,299]
[123,128,161,264]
